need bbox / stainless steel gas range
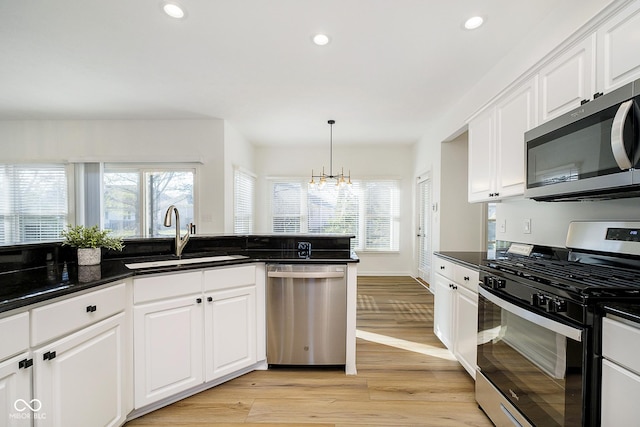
[476,221,640,427]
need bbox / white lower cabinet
[0,352,32,427]
[33,312,127,427]
[204,285,256,381]
[133,265,261,410]
[601,315,640,426]
[433,274,455,350]
[433,256,479,379]
[133,293,204,408]
[452,286,478,379]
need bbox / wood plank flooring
[125,276,492,426]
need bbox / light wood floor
[125,276,492,426]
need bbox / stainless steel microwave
[525,79,640,201]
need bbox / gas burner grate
[487,257,640,292]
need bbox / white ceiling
[0,0,561,146]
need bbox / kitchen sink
[125,254,248,270]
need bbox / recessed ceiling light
[163,3,185,19]
[464,16,484,30]
[312,34,330,46]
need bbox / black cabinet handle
[86,305,97,313]
[464,276,470,281]
[196,298,202,304]
[43,351,56,361]
[207,296,213,302]
[440,266,445,270]
[19,358,33,369]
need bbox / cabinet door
[601,359,640,426]
[433,274,454,350]
[0,352,32,427]
[134,295,203,408]
[539,34,596,122]
[33,313,126,427]
[204,285,257,381]
[597,1,640,93]
[453,286,478,379]
[468,107,495,203]
[495,78,537,199]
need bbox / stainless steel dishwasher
[266,264,347,366]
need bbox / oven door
[477,286,585,426]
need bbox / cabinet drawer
[31,283,126,346]
[454,265,479,293]
[133,270,202,303]
[204,265,256,292]
[603,316,640,376]
[0,312,29,360]
[434,257,454,281]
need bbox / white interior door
[416,174,432,283]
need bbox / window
[0,164,69,244]
[269,178,400,251]
[233,167,256,233]
[487,203,497,254]
[103,165,195,238]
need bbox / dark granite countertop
[434,251,491,270]
[0,235,358,314]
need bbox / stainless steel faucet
[163,205,192,258]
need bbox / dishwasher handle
[267,271,345,279]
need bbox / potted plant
[61,225,124,266]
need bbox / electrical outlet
[499,219,506,233]
[523,218,531,234]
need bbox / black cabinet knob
[207,296,213,302]
[43,351,56,361]
[196,298,202,304]
[86,305,97,313]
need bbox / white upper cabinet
[495,77,537,199]
[468,107,495,202]
[597,0,640,93]
[468,77,536,203]
[538,34,596,123]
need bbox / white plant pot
[77,247,101,266]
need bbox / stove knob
[531,293,548,307]
[494,278,506,289]
[551,299,567,313]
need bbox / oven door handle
[479,287,582,342]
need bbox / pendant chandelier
[309,120,352,188]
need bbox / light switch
[523,218,531,234]
[499,219,506,233]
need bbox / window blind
[271,181,303,233]
[0,164,68,244]
[363,181,399,251]
[234,168,255,233]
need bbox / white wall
[439,133,484,252]
[0,119,227,233]
[254,143,414,275]
[497,198,640,248]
